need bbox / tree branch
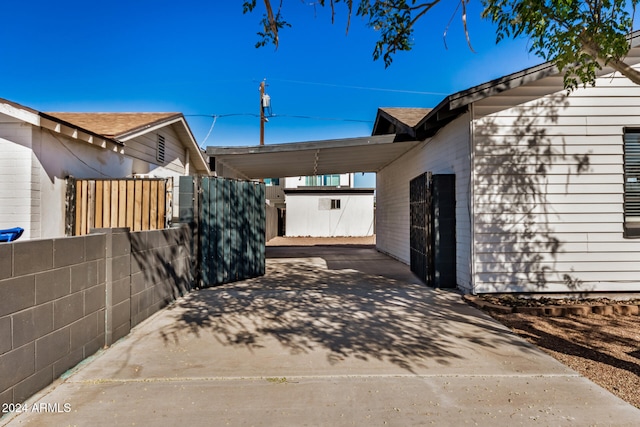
[580,33,640,85]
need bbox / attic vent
[157,135,166,163]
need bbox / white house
[0,98,209,240]
[374,59,640,294]
[262,173,374,238]
[206,32,640,295]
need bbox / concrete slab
[3,247,639,426]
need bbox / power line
[267,78,448,95]
[271,114,373,123]
[185,113,373,123]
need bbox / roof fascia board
[413,30,640,139]
[284,187,375,194]
[38,112,124,150]
[206,134,396,156]
[169,117,210,174]
[116,115,183,141]
[372,109,416,137]
[117,115,210,174]
[0,101,40,126]
[448,63,559,110]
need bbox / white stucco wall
[285,191,374,237]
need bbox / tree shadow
[128,227,194,325]
[474,94,593,292]
[495,314,640,378]
[160,247,536,373]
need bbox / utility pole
[259,80,266,146]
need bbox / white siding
[125,126,194,220]
[473,72,640,293]
[0,128,35,238]
[376,113,472,292]
[285,192,374,237]
[126,125,186,176]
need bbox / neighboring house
[283,174,374,237]
[263,174,374,238]
[0,98,209,240]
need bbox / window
[624,129,640,237]
[304,174,340,187]
[157,135,166,163]
[331,199,341,209]
[264,178,280,186]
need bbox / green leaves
[482,0,639,90]
[243,0,444,67]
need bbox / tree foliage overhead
[243,0,640,90]
[483,0,640,89]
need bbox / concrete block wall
[0,234,107,406]
[0,225,193,407]
[129,227,193,328]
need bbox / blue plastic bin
[0,227,24,242]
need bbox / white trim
[0,102,40,126]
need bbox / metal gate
[195,176,266,287]
[410,172,456,288]
[410,172,432,285]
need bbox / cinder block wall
[0,234,107,406]
[0,225,193,407]
[129,227,193,328]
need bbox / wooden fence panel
[66,178,172,236]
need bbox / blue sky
[0,1,543,150]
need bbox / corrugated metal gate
[180,176,265,288]
[409,172,456,288]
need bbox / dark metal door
[410,173,457,288]
[410,172,432,285]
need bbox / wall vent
[157,135,166,163]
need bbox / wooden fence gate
[66,178,172,236]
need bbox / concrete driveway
[3,245,639,426]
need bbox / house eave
[38,112,124,152]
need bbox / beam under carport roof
[206,135,420,180]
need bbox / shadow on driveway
[160,245,534,374]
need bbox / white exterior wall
[0,120,36,238]
[472,71,640,293]
[285,192,374,237]
[126,126,193,219]
[31,127,134,238]
[0,115,200,239]
[376,113,472,292]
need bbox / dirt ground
[266,237,640,409]
[487,312,640,409]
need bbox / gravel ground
[488,312,640,409]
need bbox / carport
[205,134,421,179]
[205,128,456,288]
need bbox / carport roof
[206,134,420,179]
